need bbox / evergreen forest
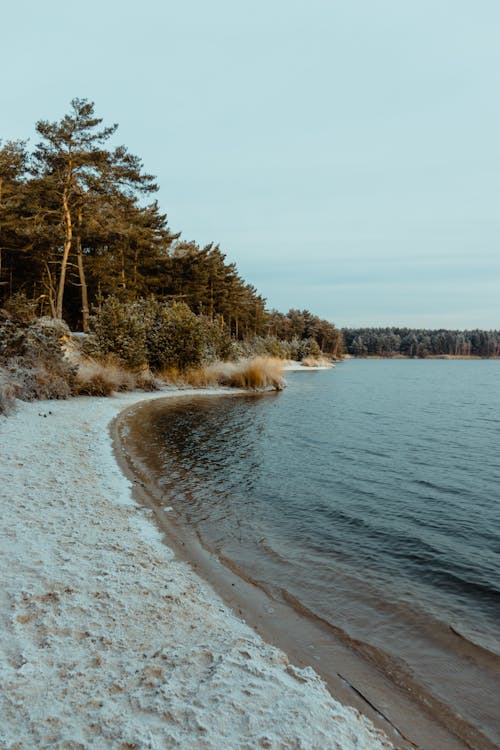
[0,99,342,362]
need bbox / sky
[2,0,499,328]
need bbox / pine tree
[0,141,29,298]
[31,98,158,327]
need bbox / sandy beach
[0,389,393,750]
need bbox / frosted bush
[297,337,322,360]
[89,297,232,373]
[88,296,148,368]
[2,292,37,324]
[0,315,75,402]
[0,369,16,414]
[230,336,297,361]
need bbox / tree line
[0,98,342,358]
[343,327,500,358]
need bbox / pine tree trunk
[0,177,3,287]
[120,246,126,288]
[43,262,57,317]
[133,247,139,296]
[56,188,72,319]
[76,206,89,332]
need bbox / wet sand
[114,395,496,750]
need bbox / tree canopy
[0,98,338,360]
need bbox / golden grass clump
[180,365,218,388]
[159,366,183,385]
[182,357,285,390]
[301,355,333,367]
[224,357,285,389]
[72,358,137,396]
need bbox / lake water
[126,360,500,749]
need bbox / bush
[229,335,328,362]
[2,293,37,325]
[231,336,296,361]
[297,337,322,360]
[144,300,205,372]
[0,315,76,402]
[89,297,234,373]
[87,296,148,368]
[0,369,16,415]
[199,316,234,362]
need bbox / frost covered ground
[0,390,393,749]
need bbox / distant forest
[0,99,343,358]
[343,328,500,358]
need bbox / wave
[448,625,500,660]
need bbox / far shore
[344,354,500,360]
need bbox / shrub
[198,316,234,362]
[0,315,76,402]
[145,300,205,372]
[0,369,16,415]
[230,336,295,361]
[233,336,327,363]
[297,337,322,360]
[89,297,233,373]
[87,296,148,368]
[2,293,37,324]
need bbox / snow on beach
[0,390,393,750]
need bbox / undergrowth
[0,304,289,417]
[0,312,76,410]
[72,357,160,396]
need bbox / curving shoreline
[0,389,393,750]
[115,391,495,750]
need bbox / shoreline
[115,393,487,750]
[0,388,393,750]
[112,396,413,749]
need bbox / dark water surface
[129,361,500,748]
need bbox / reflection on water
[130,361,500,748]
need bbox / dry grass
[301,355,333,367]
[72,358,138,396]
[69,331,163,396]
[181,357,285,390]
[159,366,183,385]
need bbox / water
[126,360,500,748]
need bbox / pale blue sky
[2,0,499,327]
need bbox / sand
[0,389,393,749]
